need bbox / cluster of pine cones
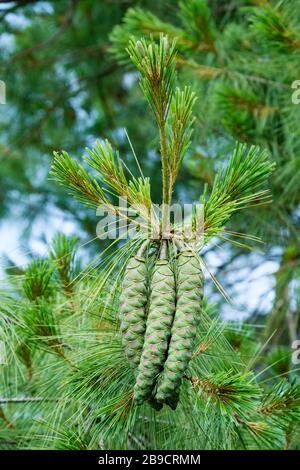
[120,240,204,410]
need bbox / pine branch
[186,371,261,418]
[185,371,294,448]
[85,139,153,221]
[179,0,217,53]
[50,150,111,209]
[126,35,177,126]
[23,301,63,356]
[259,379,300,421]
[51,150,152,231]
[127,35,178,230]
[166,86,197,188]
[251,2,300,52]
[50,233,79,294]
[216,84,279,141]
[21,259,70,360]
[202,143,276,242]
[110,7,195,64]
[110,2,218,66]
[86,140,129,195]
[23,259,54,301]
[125,37,198,235]
[218,86,279,117]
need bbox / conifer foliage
[2,32,300,450]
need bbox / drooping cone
[120,254,148,369]
[155,250,203,407]
[134,245,176,403]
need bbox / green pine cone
[133,255,176,404]
[120,255,148,369]
[155,251,203,406]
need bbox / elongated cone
[134,246,176,404]
[155,251,203,407]
[120,254,148,369]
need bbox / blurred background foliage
[1,0,299,333]
[0,0,167,250]
[0,0,300,449]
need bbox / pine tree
[1,35,300,450]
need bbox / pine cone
[156,251,203,406]
[134,255,176,403]
[120,255,148,369]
